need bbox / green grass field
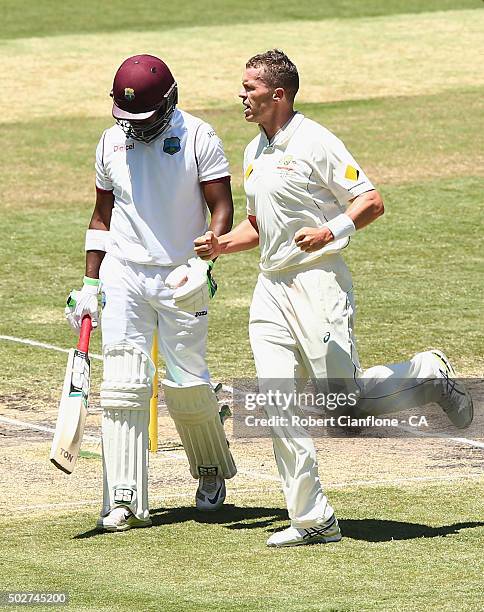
[0,1,483,610]
[3,483,484,611]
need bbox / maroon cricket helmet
[111,54,176,120]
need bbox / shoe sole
[267,533,342,547]
[431,350,474,429]
[267,531,342,548]
[196,496,226,512]
[96,519,152,532]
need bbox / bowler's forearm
[218,218,259,254]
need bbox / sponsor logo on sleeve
[344,165,360,181]
[245,163,254,180]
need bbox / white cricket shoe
[432,350,473,429]
[96,506,152,532]
[267,515,342,548]
[196,474,226,511]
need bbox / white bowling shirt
[244,113,374,273]
[95,109,230,265]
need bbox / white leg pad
[163,380,237,479]
[100,343,155,520]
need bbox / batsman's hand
[165,257,217,313]
[294,226,334,253]
[194,231,221,261]
[65,279,100,332]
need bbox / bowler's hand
[294,227,334,252]
[194,231,221,260]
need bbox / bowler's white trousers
[249,254,446,528]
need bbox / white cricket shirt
[95,109,230,265]
[244,113,374,273]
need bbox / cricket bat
[50,315,93,474]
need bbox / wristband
[85,229,109,252]
[324,214,356,241]
[83,276,100,289]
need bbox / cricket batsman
[65,54,237,531]
[194,50,473,547]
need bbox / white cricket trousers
[249,255,447,528]
[99,254,209,385]
[98,254,210,518]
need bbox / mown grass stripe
[1,0,479,40]
[1,10,483,123]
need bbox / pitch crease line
[0,415,101,443]
[1,335,482,449]
[0,415,281,482]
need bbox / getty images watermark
[227,378,482,438]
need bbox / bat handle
[77,316,92,353]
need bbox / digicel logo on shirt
[113,143,135,152]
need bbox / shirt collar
[259,112,305,148]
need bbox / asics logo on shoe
[302,516,337,539]
[438,368,465,400]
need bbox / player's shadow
[73,504,288,539]
[337,518,484,542]
[74,511,484,541]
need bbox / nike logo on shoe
[208,484,223,505]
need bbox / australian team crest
[163,136,181,155]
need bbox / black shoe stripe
[302,516,336,539]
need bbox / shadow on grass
[74,505,484,541]
[73,504,287,539]
[338,518,484,542]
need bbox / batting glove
[65,276,100,332]
[165,257,217,312]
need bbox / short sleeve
[195,123,230,183]
[328,137,375,203]
[246,197,255,216]
[95,131,113,192]
[314,134,374,206]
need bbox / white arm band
[85,229,109,252]
[324,214,356,241]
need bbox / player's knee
[100,342,155,410]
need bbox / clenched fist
[294,226,334,253]
[194,231,221,261]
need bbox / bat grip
[77,316,92,353]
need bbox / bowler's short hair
[246,49,299,101]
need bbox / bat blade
[50,318,92,474]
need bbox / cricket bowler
[194,49,473,547]
[65,54,236,531]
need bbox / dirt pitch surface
[1,382,482,520]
